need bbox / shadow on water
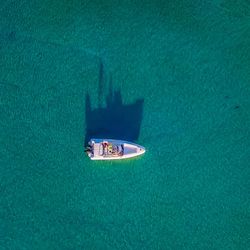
[84,60,144,145]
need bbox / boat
[85,139,145,160]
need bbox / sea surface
[0,0,249,249]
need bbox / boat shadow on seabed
[84,60,144,146]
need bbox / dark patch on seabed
[85,59,144,145]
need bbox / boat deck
[87,139,145,160]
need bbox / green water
[1,0,249,249]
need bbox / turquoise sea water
[1,1,250,249]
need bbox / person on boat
[118,145,124,156]
[108,144,113,154]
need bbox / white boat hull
[86,139,145,160]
